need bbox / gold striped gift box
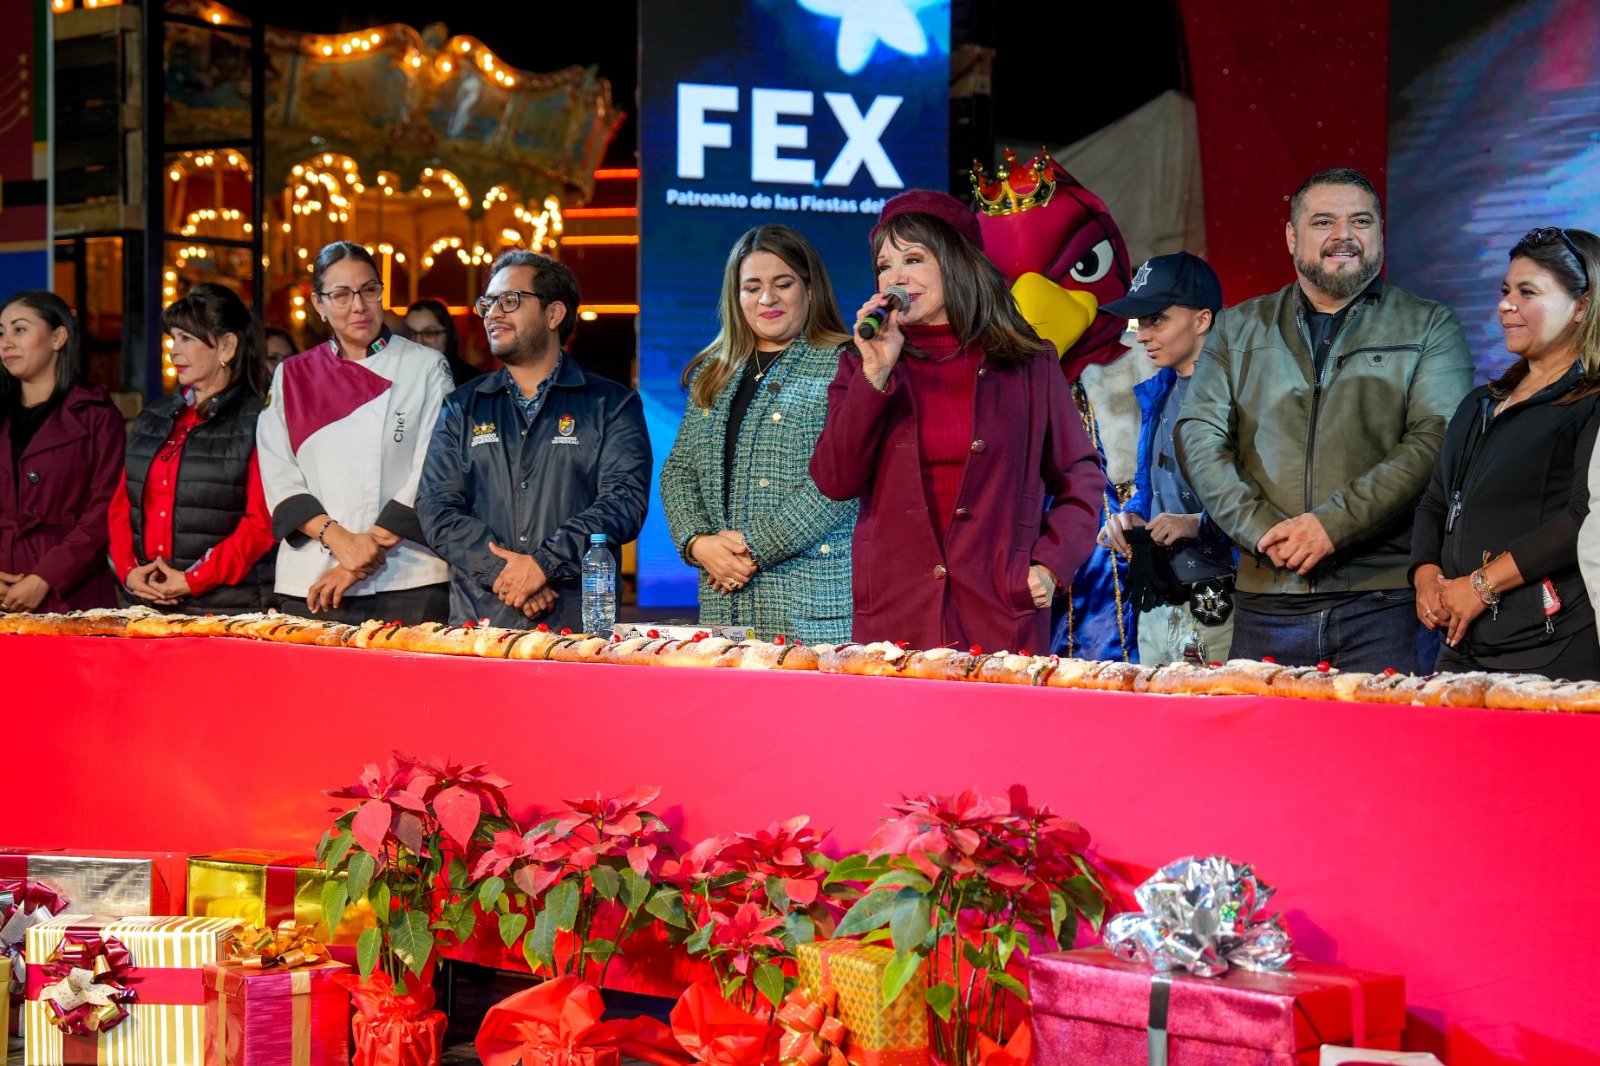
[25,914,241,1066]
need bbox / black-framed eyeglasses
[475,290,541,317]
[1524,227,1585,264]
[315,281,384,309]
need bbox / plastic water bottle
[581,533,616,635]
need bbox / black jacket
[1411,363,1600,663]
[125,386,275,611]
[416,358,652,629]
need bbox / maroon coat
[0,384,124,611]
[810,344,1103,652]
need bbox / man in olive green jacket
[1175,168,1473,673]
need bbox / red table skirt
[6,635,1598,1064]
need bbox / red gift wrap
[1029,948,1405,1066]
[203,960,350,1066]
[338,971,448,1066]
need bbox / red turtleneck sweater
[900,322,980,540]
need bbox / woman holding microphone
[810,191,1103,652]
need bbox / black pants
[277,583,449,626]
[1434,628,1600,682]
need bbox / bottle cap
[589,533,606,544]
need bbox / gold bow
[228,921,333,970]
[777,984,848,1066]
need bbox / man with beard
[1175,168,1472,672]
[417,251,650,629]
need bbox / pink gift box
[1029,948,1405,1065]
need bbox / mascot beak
[1009,273,1099,356]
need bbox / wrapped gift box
[0,849,182,916]
[1030,948,1406,1066]
[2,956,10,1045]
[24,914,241,1066]
[796,940,930,1066]
[203,959,349,1066]
[187,851,375,947]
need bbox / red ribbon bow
[39,932,137,1035]
[669,983,782,1066]
[477,975,687,1066]
[777,985,848,1066]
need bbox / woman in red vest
[810,191,1104,653]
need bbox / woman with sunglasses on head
[108,284,275,613]
[405,298,478,387]
[810,191,1104,653]
[0,290,124,614]
[1414,226,1600,679]
[660,224,858,642]
[256,241,453,623]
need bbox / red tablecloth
[8,635,1597,1064]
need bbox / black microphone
[857,285,910,340]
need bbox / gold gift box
[797,940,929,1064]
[24,914,241,1066]
[2,956,11,1046]
[0,848,182,915]
[186,851,375,946]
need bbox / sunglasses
[1523,226,1586,266]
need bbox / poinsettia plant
[472,785,681,987]
[831,786,1110,1066]
[664,815,858,1019]
[318,752,512,991]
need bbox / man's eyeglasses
[475,290,541,318]
[315,281,385,309]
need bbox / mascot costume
[972,150,1153,661]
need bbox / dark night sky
[259,2,1185,168]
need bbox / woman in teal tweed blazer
[660,225,858,642]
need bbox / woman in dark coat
[108,283,276,614]
[810,191,1104,652]
[0,290,124,613]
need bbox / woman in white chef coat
[256,242,452,622]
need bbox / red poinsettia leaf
[434,785,482,847]
[514,863,563,897]
[986,862,1031,888]
[610,812,644,837]
[783,877,819,906]
[389,791,427,812]
[394,810,426,856]
[614,784,662,810]
[626,844,658,877]
[351,799,393,856]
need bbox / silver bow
[1103,855,1292,977]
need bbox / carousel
[155,0,622,380]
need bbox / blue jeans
[1231,589,1441,675]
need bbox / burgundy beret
[871,189,984,252]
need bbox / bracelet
[1470,567,1500,606]
[684,533,708,566]
[316,518,336,552]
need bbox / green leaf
[584,938,617,962]
[1061,876,1106,935]
[319,880,349,938]
[345,851,377,903]
[545,879,582,932]
[835,890,896,938]
[989,971,1026,999]
[495,893,512,915]
[319,830,354,871]
[683,922,714,955]
[390,911,436,976]
[448,900,479,943]
[783,910,815,946]
[355,926,381,981]
[859,927,893,945]
[644,887,689,929]
[371,882,391,925]
[617,867,651,913]
[881,951,921,1006]
[527,909,558,974]
[822,853,879,887]
[962,942,985,969]
[447,856,469,890]
[753,962,786,1013]
[766,877,791,915]
[867,869,933,894]
[888,887,932,955]
[589,865,620,902]
[498,911,528,947]
[925,982,958,1021]
[478,876,505,911]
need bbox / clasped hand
[125,558,194,605]
[693,531,756,595]
[1098,512,1203,558]
[1415,564,1486,648]
[0,571,50,613]
[324,524,398,579]
[488,541,557,619]
[1257,513,1334,575]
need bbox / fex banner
[637,0,951,607]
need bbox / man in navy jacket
[418,251,650,629]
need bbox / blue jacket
[1123,367,1230,550]
[417,358,651,629]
